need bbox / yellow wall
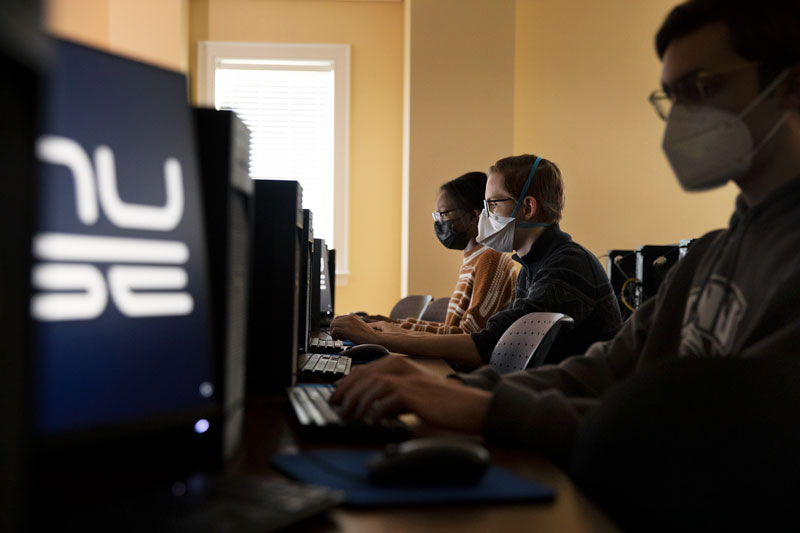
[404,0,515,299]
[44,0,742,316]
[45,0,188,72]
[514,0,738,258]
[192,0,404,315]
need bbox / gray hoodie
[456,177,800,464]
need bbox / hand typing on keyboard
[330,314,383,345]
[329,356,492,435]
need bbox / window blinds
[214,61,335,247]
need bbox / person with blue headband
[331,154,621,368]
[332,1,800,528]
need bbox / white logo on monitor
[31,135,194,321]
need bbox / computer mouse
[366,437,490,486]
[341,343,390,362]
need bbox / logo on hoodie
[680,274,747,357]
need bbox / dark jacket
[458,178,800,464]
[470,224,622,365]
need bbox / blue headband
[512,156,550,228]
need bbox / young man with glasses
[331,0,800,483]
[330,154,622,369]
[369,171,519,335]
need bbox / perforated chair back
[489,312,574,374]
[389,295,433,320]
[419,297,450,322]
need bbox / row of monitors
[4,35,335,501]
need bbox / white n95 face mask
[476,156,550,253]
[662,70,790,191]
[477,209,516,253]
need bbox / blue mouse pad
[272,450,555,507]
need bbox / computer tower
[297,209,314,352]
[248,180,303,394]
[193,108,252,465]
[606,250,636,315]
[30,39,220,528]
[636,244,681,304]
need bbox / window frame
[198,41,351,285]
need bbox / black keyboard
[287,384,411,441]
[308,337,345,354]
[298,353,351,381]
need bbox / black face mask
[434,220,470,250]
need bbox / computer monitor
[310,238,325,334]
[193,108,252,465]
[297,209,314,351]
[32,39,218,479]
[315,239,334,323]
[248,179,303,394]
[328,248,336,319]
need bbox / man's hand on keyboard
[330,313,382,344]
[329,356,491,434]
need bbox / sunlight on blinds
[215,65,335,247]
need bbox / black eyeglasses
[431,208,463,223]
[483,198,515,214]
[648,61,759,120]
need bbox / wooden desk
[240,357,619,532]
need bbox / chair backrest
[419,297,450,322]
[489,312,574,374]
[389,295,433,320]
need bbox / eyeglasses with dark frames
[483,198,516,214]
[648,61,759,120]
[431,207,464,223]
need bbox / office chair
[489,312,573,374]
[389,295,433,321]
[419,297,450,322]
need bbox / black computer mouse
[366,437,490,486]
[341,343,390,362]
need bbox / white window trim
[198,41,350,286]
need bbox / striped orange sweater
[400,244,517,334]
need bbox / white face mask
[477,209,517,253]
[662,70,790,191]
[477,156,550,253]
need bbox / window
[198,42,350,283]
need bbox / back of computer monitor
[316,239,334,324]
[328,248,336,317]
[248,179,303,393]
[310,238,325,334]
[0,3,45,530]
[32,38,218,490]
[298,209,314,350]
[193,107,252,465]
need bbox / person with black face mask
[372,172,518,335]
[332,155,620,366]
[329,7,800,527]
